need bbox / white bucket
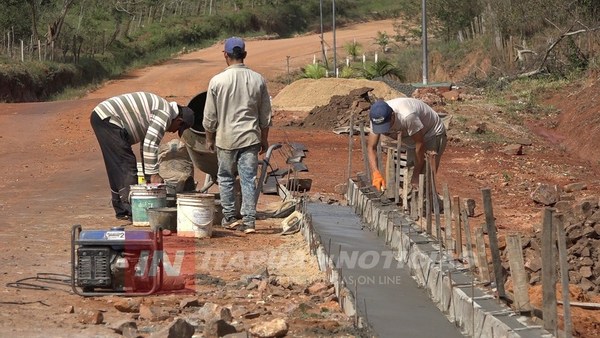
[130,184,167,227]
[177,193,215,238]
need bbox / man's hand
[260,141,268,155]
[205,139,215,153]
[411,175,419,190]
[372,170,386,191]
[150,174,164,184]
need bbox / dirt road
[0,20,395,337]
[1,17,600,337]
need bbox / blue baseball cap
[224,37,245,54]
[369,100,393,134]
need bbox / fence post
[481,188,505,299]
[461,208,475,270]
[542,208,557,335]
[556,212,572,337]
[443,184,452,250]
[453,195,462,259]
[474,228,490,283]
[506,234,531,313]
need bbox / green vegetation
[0,0,597,103]
[302,63,328,79]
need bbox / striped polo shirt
[93,92,178,174]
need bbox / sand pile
[271,78,404,112]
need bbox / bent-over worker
[367,98,447,192]
[90,91,194,220]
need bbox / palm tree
[302,63,327,79]
[374,31,390,53]
[361,60,404,81]
[344,40,362,61]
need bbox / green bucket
[130,184,167,227]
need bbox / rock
[554,200,572,213]
[580,278,595,291]
[580,266,593,279]
[78,310,103,325]
[502,144,524,155]
[139,304,170,322]
[204,319,237,338]
[563,182,587,193]
[114,298,141,313]
[151,318,195,338]
[306,282,329,295]
[65,305,74,314]
[468,122,487,134]
[198,303,233,323]
[110,319,138,337]
[574,200,595,221]
[516,138,532,146]
[249,318,289,338]
[566,223,583,243]
[580,257,594,266]
[180,297,202,309]
[464,198,476,217]
[569,270,582,284]
[442,90,460,101]
[530,183,560,206]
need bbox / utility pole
[332,0,337,77]
[319,0,328,69]
[421,0,429,84]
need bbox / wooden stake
[385,148,394,198]
[395,134,402,205]
[443,184,452,249]
[418,173,425,232]
[555,213,572,338]
[481,188,505,299]
[506,234,531,313]
[425,156,432,235]
[461,208,475,270]
[358,122,370,181]
[453,195,462,259]
[474,228,490,283]
[541,208,557,335]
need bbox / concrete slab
[308,203,464,338]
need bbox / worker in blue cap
[367,98,447,192]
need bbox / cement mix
[308,203,464,338]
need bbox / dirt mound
[271,78,404,112]
[299,87,394,130]
[548,77,600,164]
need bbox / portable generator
[70,224,163,296]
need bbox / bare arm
[411,129,426,188]
[260,127,269,154]
[367,132,381,177]
[205,131,216,152]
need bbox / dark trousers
[90,112,137,217]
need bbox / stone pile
[95,274,357,338]
[503,193,600,294]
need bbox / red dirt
[0,19,599,337]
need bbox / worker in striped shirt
[90,92,195,221]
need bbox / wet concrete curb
[344,179,552,338]
[299,212,367,331]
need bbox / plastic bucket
[147,207,178,232]
[130,184,167,227]
[177,193,215,238]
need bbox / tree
[344,40,362,61]
[373,31,390,53]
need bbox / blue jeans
[216,144,260,225]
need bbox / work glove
[372,170,385,191]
